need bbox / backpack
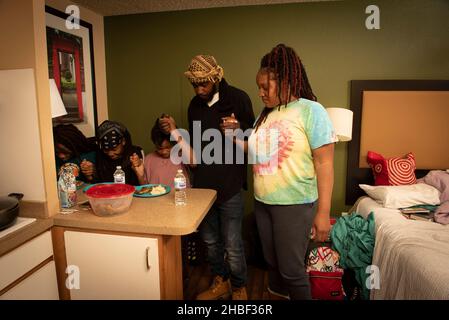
[306,244,345,300]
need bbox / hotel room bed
[355,196,449,300]
[343,80,449,299]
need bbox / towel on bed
[330,213,375,299]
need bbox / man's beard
[199,82,219,102]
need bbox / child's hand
[130,153,144,176]
[80,159,95,181]
[130,153,142,167]
[159,115,177,134]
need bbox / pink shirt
[144,152,190,188]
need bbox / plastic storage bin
[85,183,135,216]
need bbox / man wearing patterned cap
[160,55,255,300]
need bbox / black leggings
[254,200,316,300]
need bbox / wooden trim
[0,257,53,296]
[160,235,183,300]
[18,200,46,219]
[51,226,70,300]
[158,235,165,300]
[346,80,449,205]
[59,225,164,239]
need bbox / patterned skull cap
[97,120,125,150]
[184,55,224,84]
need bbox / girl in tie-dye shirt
[249,98,337,205]
[227,44,337,300]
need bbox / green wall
[104,0,449,215]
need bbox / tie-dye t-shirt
[248,98,337,205]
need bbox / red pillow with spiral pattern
[367,151,417,186]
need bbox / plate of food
[134,184,171,198]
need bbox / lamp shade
[49,78,67,118]
[326,107,353,142]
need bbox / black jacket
[188,79,255,204]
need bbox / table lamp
[49,78,67,118]
[326,107,353,142]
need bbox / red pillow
[367,151,416,186]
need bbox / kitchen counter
[1,188,216,257]
[53,188,217,235]
[0,218,53,257]
[1,188,216,300]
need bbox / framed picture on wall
[45,5,98,138]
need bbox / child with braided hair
[229,44,337,300]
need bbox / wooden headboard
[345,80,449,205]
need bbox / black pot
[0,193,23,231]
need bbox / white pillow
[359,183,441,209]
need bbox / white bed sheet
[355,196,449,300]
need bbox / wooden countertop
[53,188,217,236]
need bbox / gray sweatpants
[254,200,316,300]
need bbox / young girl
[226,44,337,300]
[53,124,97,183]
[143,117,191,188]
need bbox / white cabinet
[0,260,59,300]
[0,231,59,300]
[64,231,160,300]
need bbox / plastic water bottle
[174,169,187,206]
[114,166,126,184]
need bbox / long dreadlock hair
[53,124,97,158]
[254,44,317,131]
